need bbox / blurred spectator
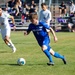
[6,0,16,8]
[22,2,30,14]
[39,3,51,25]
[21,0,25,6]
[22,3,30,22]
[29,5,37,15]
[15,0,22,12]
[59,1,67,17]
[15,0,22,8]
[69,1,75,14]
[11,0,22,16]
[30,0,36,8]
[12,2,20,16]
[68,12,75,32]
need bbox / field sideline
[0,31,75,75]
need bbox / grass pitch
[0,31,75,75]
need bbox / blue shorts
[38,37,50,47]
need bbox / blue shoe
[62,57,67,64]
[47,62,54,66]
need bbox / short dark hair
[41,3,46,7]
[29,13,38,20]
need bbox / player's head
[41,3,47,11]
[69,1,74,5]
[61,1,64,5]
[29,13,38,24]
[32,0,35,4]
[0,7,2,15]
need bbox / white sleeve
[70,5,75,13]
[46,10,51,21]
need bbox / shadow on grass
[0,63,19,66]
[0,63,47,66]
[0,51,8,53]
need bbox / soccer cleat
[47,62,54,66]
[62,57,67,64]
[12,47,16,53]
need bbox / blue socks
[43,45,64,63]
[43,46,53,62]
[54,52,64,59]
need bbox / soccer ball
[17,58,26,66]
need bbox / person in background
[68,12,75,32]
[59,1,67,17]
[22,3,30,22]
[6,0,16,8]
[29,5,37,15]
[69,1,75,14]
[39,3,51,37]
[30,0,36,9]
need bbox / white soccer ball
[17,58,26,66]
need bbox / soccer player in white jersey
[0,7,16,53]
[39,3,51,36]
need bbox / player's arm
[50,27,58,42]
[24,24,32,35]
[8,15,16,30]
[9,15,15,25]
[42,22,58,42]
[24,30,31,35]
[6,12,15,25]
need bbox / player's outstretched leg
[42,45,54,66]
[50,49,67,64]
[4,37,16,53]
[8,39,16,53]
[54,52,66,64]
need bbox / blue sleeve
[27,24,32,33]
[40,22,50,29]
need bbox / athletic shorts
[1,27,11,39]
[38,37,50,47]
[68,23,75,28]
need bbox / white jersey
[0,12,11,39]
[70,4,75,13]
[0,11,10,29]
[39,9,51,25]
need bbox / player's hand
[54,36,58,42]
[24,31,27,35]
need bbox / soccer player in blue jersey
[24,13,66,66]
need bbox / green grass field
[0,31,75,75]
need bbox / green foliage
[0,32,75,75]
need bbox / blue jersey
[27,21,51,46]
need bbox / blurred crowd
[58,1,75,32]
[1,0,75,32]
[3,0,38,23]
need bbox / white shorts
[1,27,11,39]
[68,23,73,27]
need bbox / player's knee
[42,45,47,51]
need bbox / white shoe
[12,47,16,53]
